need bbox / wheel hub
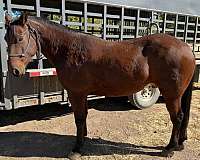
[140,84,155,100]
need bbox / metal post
[84,2,87,33]
[63,89,68,101]
[61,0,66,25]
[136,9,140,38]
[150,11,154,34]
[0,5,3,105]
[39,91,45,105]
[184,16,189,42]
[193,17,198,55]
[174,14,178,37]
[13,95,18,108]
[163,13,166,34]
[36,0,40,17]
[151,11,154,23]
[120,7,124,40]
[0,2,12,109]
[35,0,43,69]
[6,0,11,14]
[103,5,107,40]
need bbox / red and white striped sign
[26,68,57,77]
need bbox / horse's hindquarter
[144,34,195,97]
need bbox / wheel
[128,83,160,109]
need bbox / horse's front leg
[68,91,88,153]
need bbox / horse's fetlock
[179,135,187,145]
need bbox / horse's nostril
[13,68,20,77]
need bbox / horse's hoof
[68,151,82,160]
[161,149,174,158]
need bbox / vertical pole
[61,1,67,102]
[150,11,154,34]
[84,2,87,33]
[6,0,11,14]
[184,16,188,42]
[135,9,140,38]
[193,17,198,55]
[120,6,124,40]
[36,0,40,17]
[1,1,12,109]
[39,91,45,105]
[151,11,154,23]
[103,5,107,40]
[174,14,178,37]
[163,13,166,34]
[35,0,43,69]
[61,0,66,25]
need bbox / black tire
[128,83,160,109]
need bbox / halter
[8,23,43,61]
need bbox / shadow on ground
[0,103,72,127]
[0,98,140,127]
[0,131,164,158]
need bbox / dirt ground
[0,89,199,160]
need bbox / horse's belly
[92,64,149,96]
[93,78,147,97]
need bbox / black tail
[179,77,194,144]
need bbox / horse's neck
[30,19,74,66]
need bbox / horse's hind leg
[68,91,88,154]
[163,96,184,156]
[179,80,193,148]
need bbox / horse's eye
[18,37,23,42]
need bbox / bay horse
[4,14,195,158]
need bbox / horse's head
[4,13,39,77]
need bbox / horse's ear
[5,12,12,27]
[19,12,28,26]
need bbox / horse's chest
[56,67,91,91]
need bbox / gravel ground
[0,89,199,160]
